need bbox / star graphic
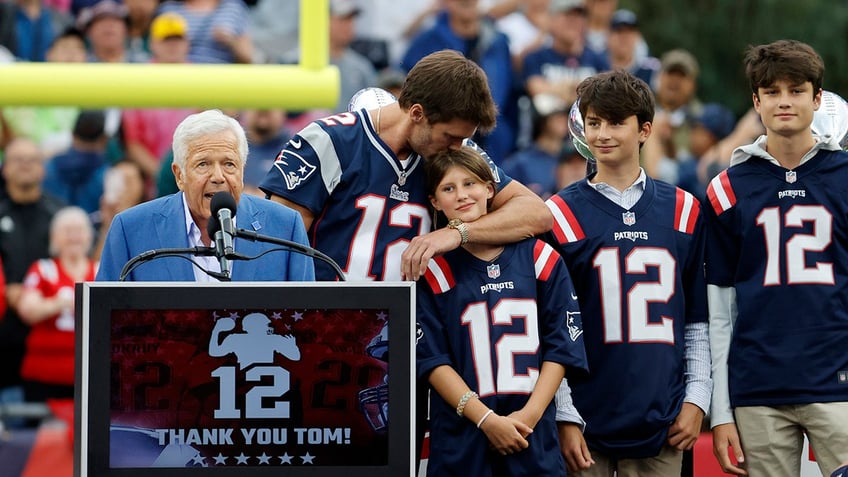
[212,311,220,319]
[191,453,206,466]
[229,312,240,320]
[376,311,388,321]
[298,165,308,175]
[213,453,228,465]
[257,452,271,464]
[300,452,315,464]
[292,311,304,321]
[272,312,283,320]
[279,453,293,465]
[235,453,250,465]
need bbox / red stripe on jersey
[686,198,701,234]
[423,255,455,294]
[533,240,559,281]
[706,170,736,215]
[547,195,585,243]
[674,188,700,234]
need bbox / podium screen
[76,282,415,477]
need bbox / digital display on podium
[75,282,415,477]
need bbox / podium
[74,282,416,477]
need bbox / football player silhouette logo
[209,313,301,369]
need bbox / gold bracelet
[456,390,478,417]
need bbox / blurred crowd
[0,0,763,422]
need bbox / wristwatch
[447,218,469,245]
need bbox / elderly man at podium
[96,109,314,282]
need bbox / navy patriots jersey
[417,239,587,476]
[545,177,707,459]
[258,109,511,281]
[705,150,848,408]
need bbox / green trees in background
[625,0,848,115]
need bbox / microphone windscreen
[207,213,220,237]
[210,191,237,217]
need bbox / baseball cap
[661,49,700,77]
[611,9,638,29]
[694,103,736,140]
[76,0,128,31]
[73,110,106,142]
[549,0,586,14]
[150,12,188,41]
[330,0,361,17]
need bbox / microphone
[208,192,237,279]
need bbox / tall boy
[546,70,710,476]
[706,39,848,476]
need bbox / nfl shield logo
[622,211,636,226]
[487,263,500,279]
[785,171,797,183]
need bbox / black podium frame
[75,282,415,477]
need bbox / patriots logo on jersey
[273,149,317,191]
[566,311,583,342]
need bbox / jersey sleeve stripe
[674,188,699,234]
[706,170,736,215]
[300,122,342,194]
[546,195,585,243]
[424,256,455,294]
[533,240,559,281]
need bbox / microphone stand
[119,246,251,282]
[235,228,347,281]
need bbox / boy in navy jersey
[259,50,552,282]
[705,39,848,476]
[546,70,710,476]
[416,147,587,476]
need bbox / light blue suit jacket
[96,193,315,282]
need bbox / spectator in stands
[90,160,146,261]
[122,12,196,196]
[77,0,148,63]
[124,0,158,59]
[605,9,659,86]
[402,0,516,163]
[523,0,609,108]
[158,0,254,63]
[583,0,615,55]
[0,138,65,422]
[17,206,97,402]
[327,0,377,112]
[376,67,406,99]
[248,0,298,63]
[242,108,292,195]
[503,93,570,199]
[0,0,71,61]
[1,27,85,158]
[646,48,703,178]
[675,103,736,198]
[555,141,587,190]
[43,110,110,213]
[490,0,550,72]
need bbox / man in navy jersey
[258,49,552,282]
[546,70,710,476]
[705,39,848,476]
